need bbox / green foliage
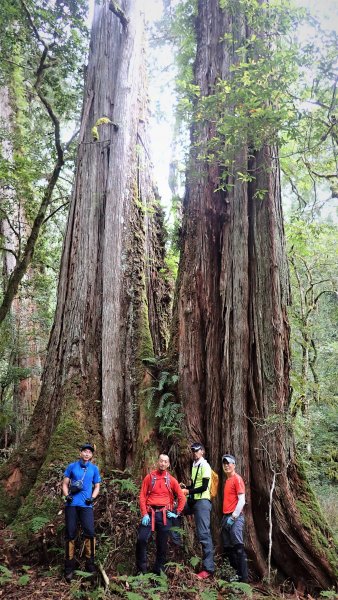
[286,219,338,507]
[142,367,182,439]
[109,573,168,599]
[17,573,30,586]
[74,570,94,578]
[29,515,50,533]
[320,591,338,599]
[200,590,218,600]
[178,0,305,185]
[166,0,338,201]
[189,555,200,568]
[280,20,338,212]
[218,580,253,598]
[0,564,12,585]
[112,477,139,496]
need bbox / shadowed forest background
[0,0,337,598]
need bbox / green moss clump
[294,457,338,574]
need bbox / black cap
[80,443,94,452]
[222,454,235,464]
[191,442,204,452]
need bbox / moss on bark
[0,390,103,538]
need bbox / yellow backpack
[210,469,219,499]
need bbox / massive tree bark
[173,0,336,589]
[0,0,169,529]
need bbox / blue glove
[167,511,178,519]
[226,516,235,529]
[141,515,150,526]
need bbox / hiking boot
[64,557,75,583]
[85,559,97,574]
[196,570,212,580]
[65,570,74,583]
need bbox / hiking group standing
[62,443,248,583]
[136,444,247,582]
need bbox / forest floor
[0,561,326,600]
[0,476,335,600]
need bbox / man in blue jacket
[62,443,101,582]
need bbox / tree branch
[0,208,20,241]
[35,90,63,163]
[42,201,69,225]
[109,1,129,29]
[308,169,337,179]
[0,247,19,260]
[0,159,64,325]
[20,0,48,49]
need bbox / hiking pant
[64,506,95,572]
[221,513,248,582]
[65,506,95,539]
[186,499,215,573]
[136,511,172,574]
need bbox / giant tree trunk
[0,0,169,530]
[174,0,336,589]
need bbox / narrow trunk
[0,85,42,445]
[174,0,336,589]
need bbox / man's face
[223,461,236,476]
[80,448,93,462]
[192,448,203,461]
[158,454,170,471]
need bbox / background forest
[0,0,337,598]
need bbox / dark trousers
[65,506,95,540]
[221,513,248,582]
[136,511,172,574]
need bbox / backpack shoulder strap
[192,464,201,487]
[164,473,171,490]
[147,471,157,495]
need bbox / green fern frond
[158,371,171,391]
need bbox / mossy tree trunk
[173,0,337,589]
[0,0,169,533]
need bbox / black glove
[85,497,94,505]
[65,495,73,503]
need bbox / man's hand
[85,497,94,505]
[65,495,73,504]
[141,515,150,526]
[226,516,235,529]
[182,488,189,496]
[167,511,178,519]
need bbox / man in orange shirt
[221,453,248,583]
[136,453,186,575]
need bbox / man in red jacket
[221,453,248,583]
[136,453,186,575]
